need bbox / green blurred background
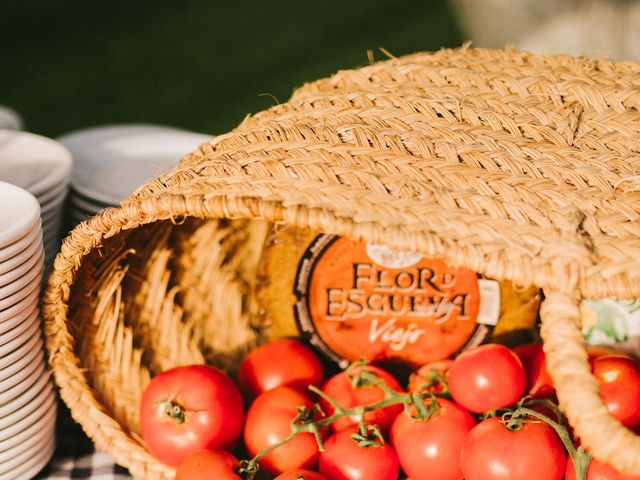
[1,1,463,138]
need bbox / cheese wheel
[257,227,541,366]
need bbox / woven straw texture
[44,46,640,478]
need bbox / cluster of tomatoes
[139,338,640,480]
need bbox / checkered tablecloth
[36,451,132,480]
[33,401,133,479]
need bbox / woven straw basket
[44,46,640,478]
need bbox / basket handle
[540,289,640,474]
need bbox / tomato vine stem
[416,367,452,399]
[239,363,442,478]
[240,364,585,480]
[509,406,591,480]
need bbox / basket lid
[120,46,640,300]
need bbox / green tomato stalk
[504,406,591,480]
[239,360,589,480]
[238,360,441,478]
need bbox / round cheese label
[294,235,494,368]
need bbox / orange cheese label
[295,235,492,367]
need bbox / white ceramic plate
[0,130,72,197]
[42,213,62,231]
[0,400,55,473]
[0,263,41,311]
[0,380,55,428]
[0,429,55,476]
[0,331,42,374]
[0,422,55,480]
[68,202,100,216]
[0,366,50,418]
[0,287,39,325]
[0,309,39,355]
[0,357,44,405]
[60,125,210,205]
[41,211,63,235]
[0,251,43,300]
[0,182,41,249]
[68,210,92,225]
[35,177,68,206]
[42,225,61,245]
[0,427,55,480]
[0,109,22,131]
[68,186,113,208]
[43,244,60,265]
[43,224,62,249]
[0,347,43,394]
[0,245,43,288]
[41,227,63,255]
[68,193,108,214]
[43,221,61,237]
[0,231,42,276]
[44,239,62,261]
[0,386,54,442]
[3,435,55,480]
[0,379,52,434]
[0,392,54,451]
[69,212,94,224]
[39,190,67,218]
[59,124,175,149]
[0,302,38,338]
[0,222,41,264]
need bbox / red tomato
[274,470,328,480]
[238,339,325,399]
[588,346,623,360]
[565,454,640,480]
[244,386,325,473]
[318,428,399,480]
[448,344,526,413]
[140,365,244,466]
[175,450,241,480]
[391,398,475,480]
[408,360,452,395]
[460,416,566,480]
[513,343,555,398]
[320,365,403,434]
[591,355,640,430]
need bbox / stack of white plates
[59,125,211,226]
[0,130,72,273]
[0,182,56,480]
[0,107,22,131]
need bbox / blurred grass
[0,1,463,138]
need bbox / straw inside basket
[66,218,269,440]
